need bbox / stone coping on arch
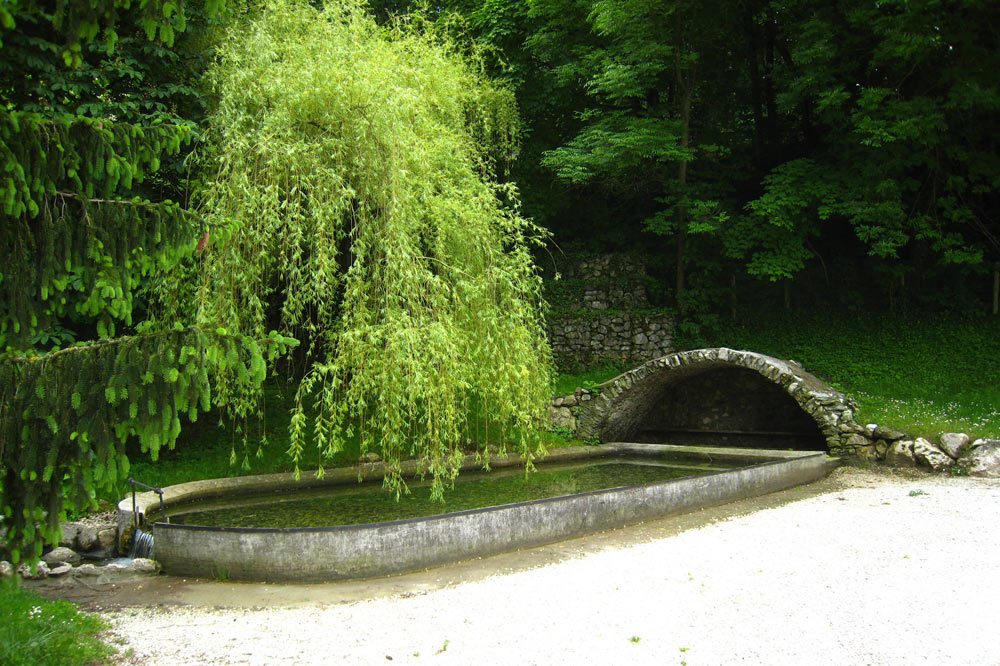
[575,347,867,454]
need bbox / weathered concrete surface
[147,445,828,582]
[117,446,611,548]
[575,348,866,455]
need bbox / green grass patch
[710,312,1000,441]
[0,578,115,666]
[551,362,625,396]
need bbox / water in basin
[167,456,732,529]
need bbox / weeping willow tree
[183,0,553,497]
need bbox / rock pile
[0,510,163,583]
[548,387,596,431]
[58,511,119,559]
[872,428,999,475]
[1,557,161,582]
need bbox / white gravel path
[105,469,1000,666]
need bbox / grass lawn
[0,578,116,666]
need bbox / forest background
[1,0,999,566]
[420,0,1000,318]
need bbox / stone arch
[575,348,864,453]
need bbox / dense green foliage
[377,0,999,316]
[731,0,1000,288]
[1,328,293,562]
[2,0,554,561]
[0,578,115,666]
[0,1,247,562]
[0,111,198,350]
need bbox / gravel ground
[104,468,1000,666]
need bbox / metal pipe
[127,478,167,525]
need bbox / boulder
[76,525,98,552]
[547,405,575,430]
[97,527,118,551]
[59,522,80,548]
[913,437,953,472]
[42,546,81,566]
[965,442,1000,478]
[843,433,872,451]
[73,563,100,577]
[972,438,999,449]
[17,561,50,579]
[885,440,916,467]
[853,444,879,461]
[874,439,890,460]
[938,432,970,459]
[873,425,907,442]
[0,560,12,578]
[79,527,121,559]
[131,558,161,574]
[48,564,73,577]
[843,422,868,435]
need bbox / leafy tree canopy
[0,0,251,564]
[728,0,1000,284]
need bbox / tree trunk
[743,2,763,165]
[993,263,998,315]
[730,273,737,321]
[674,25,695,301]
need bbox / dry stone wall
[547,312,673,369]
[544,254,674,368]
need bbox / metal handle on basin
[127,478,167,526]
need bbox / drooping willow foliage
[192,0,553,497]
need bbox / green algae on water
[168,459,729,529]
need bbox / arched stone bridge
[571,348,868,455]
